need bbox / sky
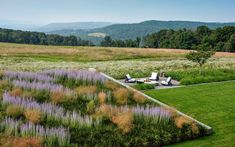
[0,0,235,25]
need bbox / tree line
[143,26,235,52]
[0,26,235,52]
[100,36,141,48]
[0,28,94,46]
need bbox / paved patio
[118,77,182,89]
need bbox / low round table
[144,81,159,86]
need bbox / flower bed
[0,70,210,146]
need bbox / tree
[101,36,112,47]
[186,50,215,74]
[224,34,235,52]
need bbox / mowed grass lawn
[145,81,235,147]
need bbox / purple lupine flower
[4,71,54,82]
[11,80,75,96]
[0,118,70,146]
[132,105,172,125]
[2,92,95,127]
[12,80,63,91]
[43,69,106,83]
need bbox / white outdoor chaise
[149,72,159,81]
[161,77,172,86]
[125,74,136,83]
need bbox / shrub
[111,110,133,134]
[132,92,146,104]
[9,88,23,97]
[104,80,120,90]
[6,105,24,118]
[24,109,42,124]
[113,88,129,105]
[133,84,155,90]
[86,100,96,114]
[98,92,106,104]
[76,85,97,95]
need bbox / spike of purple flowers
[0,118,70,146]
[2,92,95,127]
[4,71,54,82]
[43,69,106,83]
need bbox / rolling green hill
[48,20,235,41]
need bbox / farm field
[145,81,235,147]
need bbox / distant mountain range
[46,20,235,41]
[36,22,113,32]
[1,20,235,45]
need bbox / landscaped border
[100,72,213,135]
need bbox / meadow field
[1,43,235,84]
[0,42,235,146]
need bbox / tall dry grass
[97,104,133,134]
[132,92,146,104]
[111,110,133,134]
[2,136,43,147]
[6,105,24,118]
[76,85,97,95]
[24,109,42,124]
[9,88,23,97]
[104,80,120,90]
[113,88,129,105]
[50,90,65,104]
[98,92,106,104]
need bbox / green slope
[145,81,235,147]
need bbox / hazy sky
[0,0,235,24]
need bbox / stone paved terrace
[118,77,182,89]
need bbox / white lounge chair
[125,74,136,83]
[161,77,172,86]
[149,72,159,81]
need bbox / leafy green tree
[101,36,112,47]
[224,34,235,52]
[186,50,215,74]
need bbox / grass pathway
[145,82,235,147]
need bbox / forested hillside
[49,20,235,40]
[143,26,235,52]
[0,28,93,46]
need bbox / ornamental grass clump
[0,80,12,91]
[50,90,66,104]
[86,100,96,114]
[24,109,42,124]
[98,92,106,104]
[174,116,199,134]
[6,105,24,118]
[132,105,171,126]
[132,92,146,104]
[113,88,129,105]
[9,88,23,97]
[104,80,120,90]
[111,110,133,134]
[3,137,43,147]
[76,85,97,95]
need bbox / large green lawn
[145,81,235,147]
